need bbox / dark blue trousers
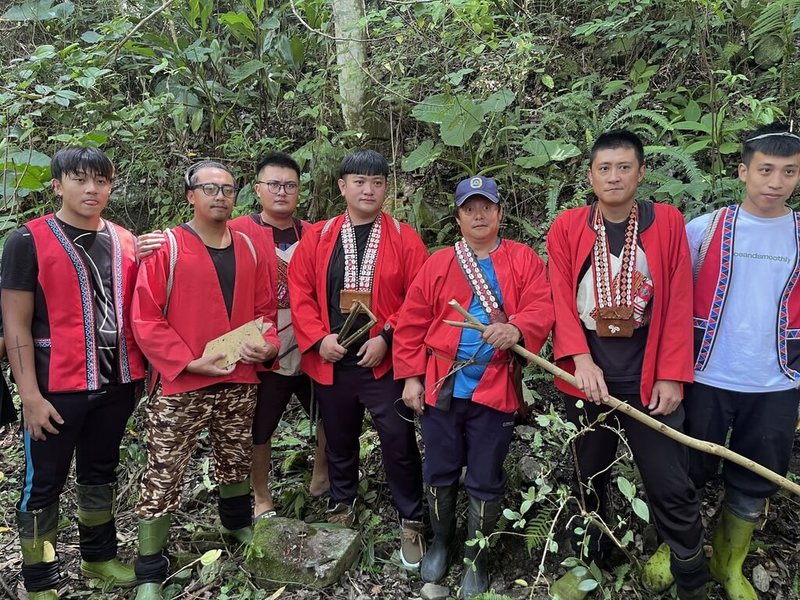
[421,396,515,502]
[315,366,423,521]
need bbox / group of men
[0,122,798,600]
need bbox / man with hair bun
[131,160,280,600]
[289,149,428,568]
[678,123,800,600]
[1,147,145,598]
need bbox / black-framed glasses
[256,180,299,194]
[189,183,237,198]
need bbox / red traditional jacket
[26,215,145,393]
[288,212,429,385]
[547,200,694,404]
[393,240,554,413]
[693,204,800,378]
[131,225,279,395]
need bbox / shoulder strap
[164,228,178,317]
[694,207,725,282]
[235,231,258,264]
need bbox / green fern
[751,0,800,47]
[646,144,705,184]
[524,506,555,555]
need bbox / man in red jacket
[131,161,279,600]
[394,176,553,598]
[288,149,428,568]
[228,152,329,520]
[547,130,707,600]
[2,147,145,599]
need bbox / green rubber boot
[17,503,60,599]
[642,543,673,592]
[550,567,591,600]
[134,515,172,600]
[710,507,757,600]
[76,483,135,588]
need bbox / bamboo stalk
[445,299,800,498]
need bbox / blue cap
[455,176,500,206]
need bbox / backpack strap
[164,228,178,317]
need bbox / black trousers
[18,383,136,511]
[252,371,313,444]
[684,382,800,498]
[564,393,704,558]
[421,396,514,502]
[315,367,423,521]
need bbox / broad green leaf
[482,89,515,113]
[671,120,712,134]
[516,139,581,168]
[9,150,51,167]
[541,74,554,89]
[616,476,635,500]
[402,139,442,171]
[577,578,599,592]
[229,59,266,86]
[81,30,101,43]
[288,36,305,69]
[632,498,650,522]
[200,549,222,566]
[719,141,739,154]
[684,100,701,123]
[440,97,485,147]
[411,93,453,124]
[190,108,204,133]
[684,140,710,154]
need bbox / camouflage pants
[136,383,256,519]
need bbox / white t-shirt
[687,208,798,392]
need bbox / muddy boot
[421,484,458,583]
[17,504,61,599]
[76,483,135,588]
[710,507,757,600]
[218,480,254,545]
[134,515,171,600]
[642,543,673,592]
[461,495,501,599]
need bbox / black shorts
[252,371,313,445]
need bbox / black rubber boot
[461,495,502,599]
[17,503,61,597]
[673,547,709,600]
[420,484,458,583]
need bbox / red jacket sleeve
[385,224,429,332]
[546,212,591,361]
[131,247,196,382]
[288,225,328,354]
[653,206,694,383]
[393,259,437,378]
[507,245,554,355]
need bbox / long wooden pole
[445,299,800,498]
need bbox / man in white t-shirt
[683,124,800,600]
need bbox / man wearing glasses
[130,161,280,600]
[228,152,329,520]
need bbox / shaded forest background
[1,1,800,599]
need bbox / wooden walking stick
[445,299,800,498]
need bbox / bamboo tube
[444,299,800,498]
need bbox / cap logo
[470,177,482,189]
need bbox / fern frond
[646,144,705,184]
[600,93,645,131]
[524,507,555,555]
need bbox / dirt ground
[1,381,799,600]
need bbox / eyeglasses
[256,180,299,194]
[188,183,237,198]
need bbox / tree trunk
[331,0,370,133]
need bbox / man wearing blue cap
[394,175,554,598]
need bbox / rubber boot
[421,484,458,582]
[75,483,135,588]
[461,495,501,599]
[673,547,709,600]
[134,515,171,600]
[17,503,60,599]
[642,543,673,592]
[710,507,757,600]
[218,480,253,544]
